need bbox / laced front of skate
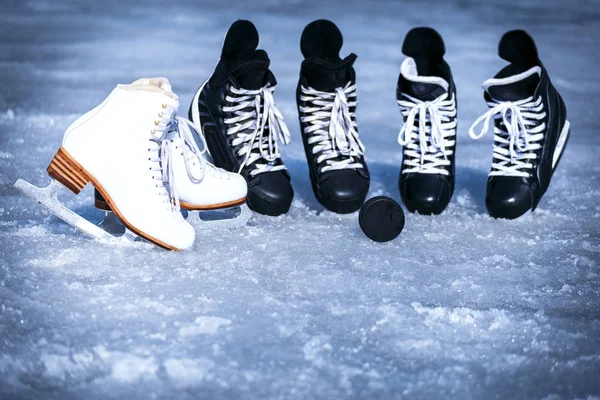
[469,96,546,177]
[149,103,211,213]
[175,117,234,182]
[223,85,291,177]
[397,92,456,175]
[299,82,366,173]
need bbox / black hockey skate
[189,20,293,216]
[469,30,570,220]
[396,27,457,215]
[296,19,369,214]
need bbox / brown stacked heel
[45,146,179,251]
[47,147,90,195]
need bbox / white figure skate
[14,78,195,250]
[92,87,252,232]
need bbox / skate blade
[98,212,138,243]
[186,203,252,230]
[14,179,133,245]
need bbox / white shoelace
[223,85,291,177]
[149,104,210,211]
[469,96,546,177]
[299,83,365,173]
[397,92,456,175]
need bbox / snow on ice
[1,0,599,399]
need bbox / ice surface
[1,0,599,399]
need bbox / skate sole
[316,191,367,214]
[95,196,246,212]
[179,198,246,211]
[47,147,180,251]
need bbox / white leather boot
[91,79,250,231]
[93,121,248,211]
[158,116,248,211]
[47,78,195,250]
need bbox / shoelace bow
[469,96,546,177]
[397,92,456,175]
[299,83,365,172]
[224,86,291,176]
[150,105,209,211]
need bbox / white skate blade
[14,179,122,243]
[186,203,252,230]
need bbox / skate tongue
[301,54,356,91]
[484,66,541,102]
[498,30,539,66]
[402,78,448,101]
[399,58,448,101]
[221,20,272,90]
[300,19,355,91]
[222,20,259,62]
[231,50,272,90]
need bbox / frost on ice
[1,0,599,399]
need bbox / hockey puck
[358,196,405,242]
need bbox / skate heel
[47,147,90,194]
